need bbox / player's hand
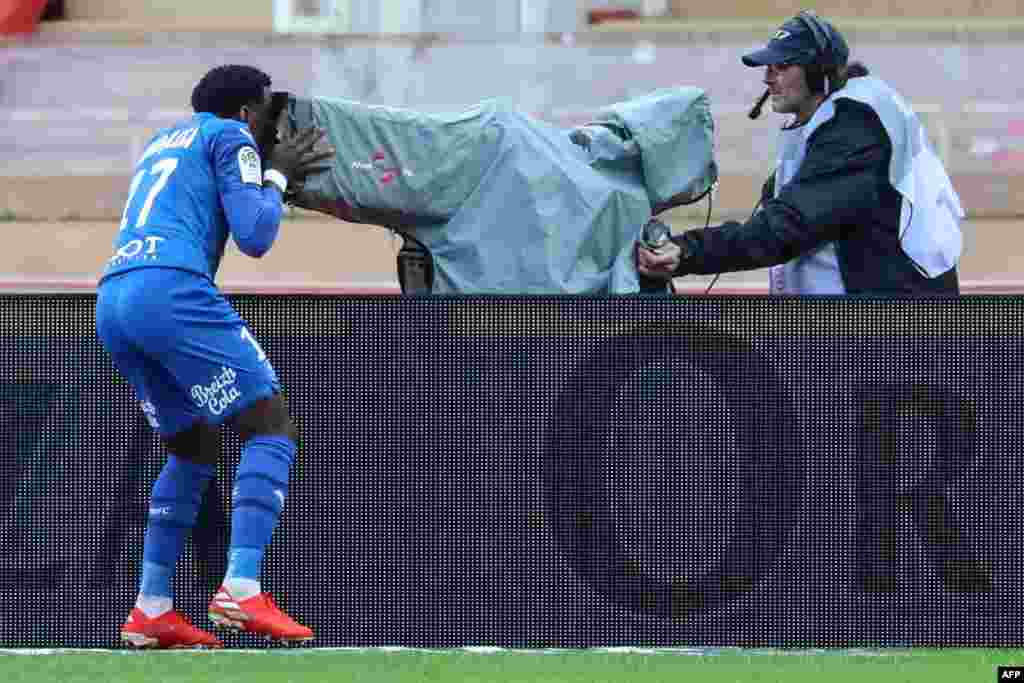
[268,126,336,184]
[635,240,682,281]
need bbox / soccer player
[96,64,334,649]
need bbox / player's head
[191,64,274,140]
[742,11,850,120]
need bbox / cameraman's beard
[770,92,801,115]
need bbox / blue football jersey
[101,112,273,282]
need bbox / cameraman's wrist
[670,235,694,276]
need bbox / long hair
[812,60,870,95]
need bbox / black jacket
[672,98,959,294]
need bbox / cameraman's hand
[268,126,335,185]
[635,240,682,281]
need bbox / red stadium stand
[0,0,48,34]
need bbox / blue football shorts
[96,268,281,438]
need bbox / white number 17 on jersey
[119,158,179,232]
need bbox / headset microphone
[748,89,770,119]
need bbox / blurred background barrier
[3,2,1022,292]
[1,294,1020,647]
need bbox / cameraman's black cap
[742,14,849,67]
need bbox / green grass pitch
[2,648,1021,683]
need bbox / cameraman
[637,11,962,295]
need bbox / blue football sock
[225,435,295,585]
[138,455,215,599]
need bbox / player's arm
[215,127,285,259]
[218,125,334,259]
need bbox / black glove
[268,126,335,186]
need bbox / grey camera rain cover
[280,87,717,293]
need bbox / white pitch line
[0,646,921,657]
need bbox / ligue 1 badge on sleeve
[999,667,1024,680]
[238,146,263,185]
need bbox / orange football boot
[121,608,223,649]
[208,586,313,643]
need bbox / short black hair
[191,64,272,118]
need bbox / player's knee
[162,421,221,466]
[264,414,298,445]
[231,394,298,445]
[255,413,299,444]
[241,419,298,446]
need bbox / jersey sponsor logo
[138,127,199,164]
[191,366,241,416]
[107,236,166,270]
[238,146,262,185]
